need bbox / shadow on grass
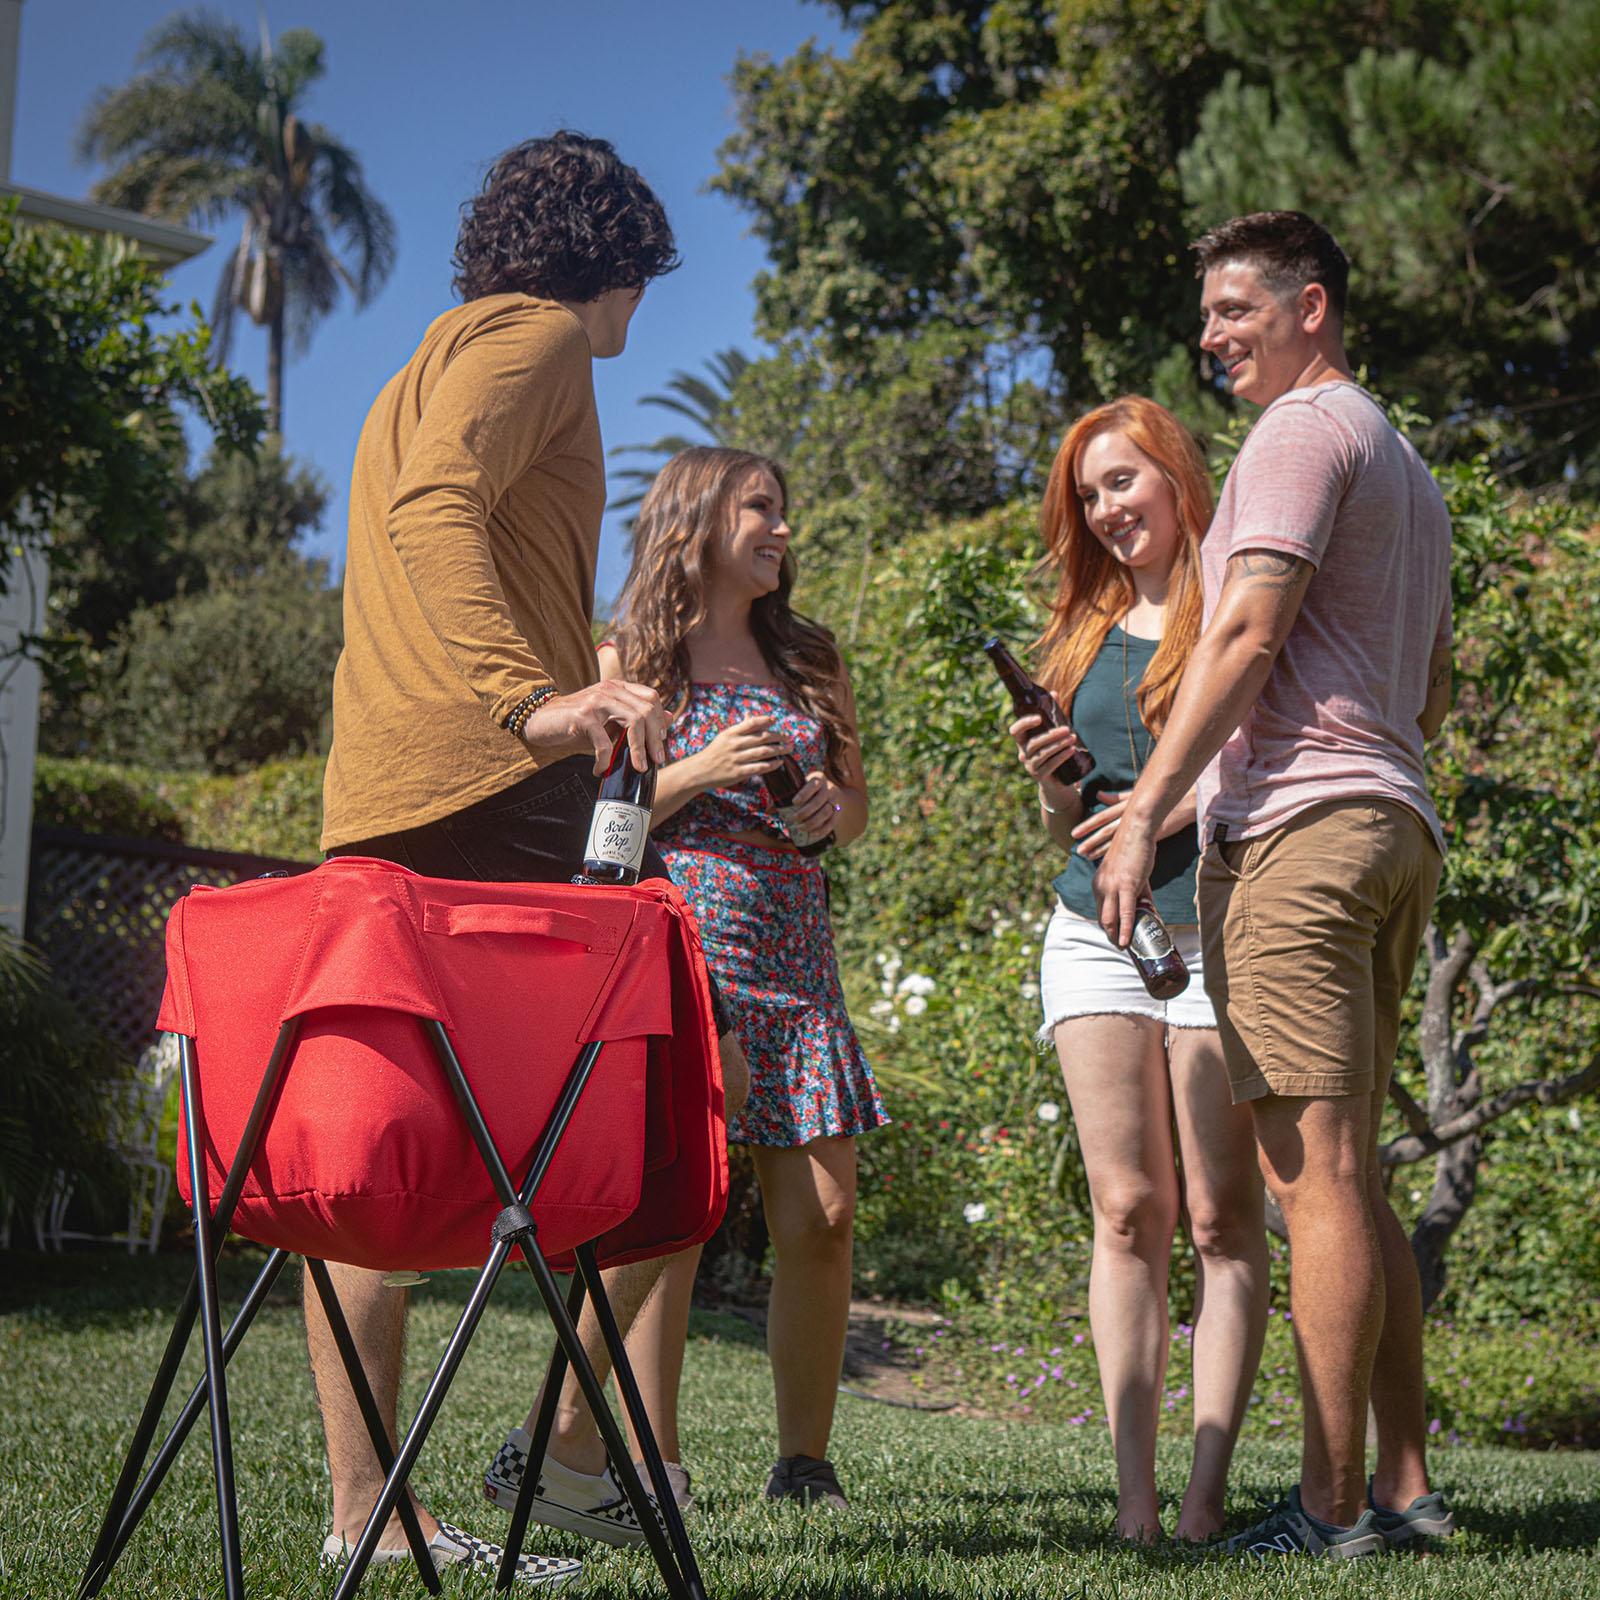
[1450,1491,1600,1553]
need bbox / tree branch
[1382,1048,1600,1167]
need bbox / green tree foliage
[79,14,396,433]
[716,0,1600,485]
[0,197,261,618]
[1183,0,1600,483]
[41,443,339,770]
[89,564,341,774]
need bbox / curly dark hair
[453,131,681,303]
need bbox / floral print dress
[655,682,887,1149]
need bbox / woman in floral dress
[601,446,886,1510]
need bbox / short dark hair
[1190,211,1349,321]
[453,131,680,304]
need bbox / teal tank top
[1051,625,1200,926]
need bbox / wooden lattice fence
[24,827,311,1057]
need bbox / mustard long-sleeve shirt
[322,295,604,850]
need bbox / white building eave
[1,179,211,266]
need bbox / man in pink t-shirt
[1094,212,1455,1559]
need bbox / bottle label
[584,802,649,871]
[778,803,820,849]
[1130,911,1175,962]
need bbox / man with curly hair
[313,130,746,1579]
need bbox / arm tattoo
[1429,657,1451,690]
[1226,550,1313,594]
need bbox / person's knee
[718,1029,750,1117]
[1093,1179,1178,1254]
[1185,1192,1262,1262]
[771,1188,855,1261]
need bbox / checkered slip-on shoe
[484,1427,654,1548]
[319,1519,580,1585]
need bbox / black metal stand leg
[79,1022,299,1600]
[497,1271,585,1590]
[90,1250,291,1592]
[575,1243,708,1600]
[519,1243,693,1600]
[329,1236,522,1600]
[305,1260,441,1594]
[181,1038,245,1600]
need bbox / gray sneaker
[1368,1480,1457,1546]
[1224,1486,1387,1560]
[765,1455,848,1511]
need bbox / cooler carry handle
[421,902,622,954]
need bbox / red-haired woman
[1013,398,1269,1542]
[601,446,886,1512]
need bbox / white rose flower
[1019,979,1040,1000]
[963,1201,988,1225]
[868,999,895,1018]
[1036,1101,1061,1124]
[903,994,928,1016]
[897,972,936,997]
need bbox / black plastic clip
[491,1203,537,1244]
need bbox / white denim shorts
[1037,901,1217,1046]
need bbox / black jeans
[329,755,728,1032]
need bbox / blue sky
[13,0,848,603]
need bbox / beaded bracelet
[505,684,559,739]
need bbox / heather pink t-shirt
[1196,381,1452,849]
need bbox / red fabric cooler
[84,855,726,1600]
[162,856,728,1271]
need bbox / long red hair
[1034,397,1213,735]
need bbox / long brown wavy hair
[1034,397,1213,735]
[609,447,852,778]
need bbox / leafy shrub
[33,756,324,861]
[0,932,129,1222]
[32,756,184,841]
[93,566,341,774]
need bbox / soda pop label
[584,801,649,871]
[1130,912,1175,962]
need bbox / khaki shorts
[1197,798,1442,1104]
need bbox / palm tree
[78,15,396,435]
[609,348,753,515]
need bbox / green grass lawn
[3,1250,1597,1599]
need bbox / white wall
[0,539,49,934]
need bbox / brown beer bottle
[983,637,1093,784]
[763,755,834,857]
[1128,896,1189,999]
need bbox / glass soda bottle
[1127,896,1189,999]
[577,736,658,885]
[982,637,1093,784]
[763,754,834,857]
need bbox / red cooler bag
[162,857,726,1272]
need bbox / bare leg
[1054,1014,1178,1543]
[1251,1093,1381,1528]
[1166,1027,1270,1541]
[751,1136,857,1461]
[619,1244,703,1464]
[1364,1080,1432,1510]
[303,1262,437,1549]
